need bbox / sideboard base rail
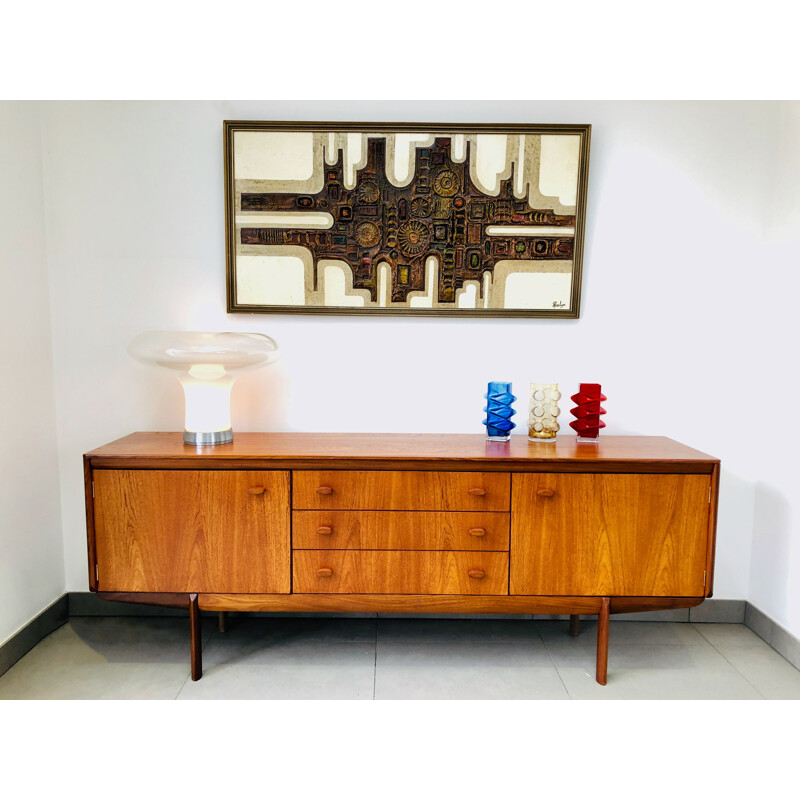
[197,593,703,614]
[96,591,704,685]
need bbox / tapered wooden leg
[190,593,202,681]
[569,614,580,636]
[596,597,610,685]
[218,611,227,633]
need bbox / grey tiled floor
[1,616,799,700]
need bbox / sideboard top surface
[85,433,718,473]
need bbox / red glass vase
[569,383,607,442]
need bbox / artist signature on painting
[552,301,566,308]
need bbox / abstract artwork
[225,122,590,317]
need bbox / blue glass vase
[483,381,516,442]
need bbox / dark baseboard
[0,596,68,678]
[1,594,796,681]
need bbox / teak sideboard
[83,433,720,685]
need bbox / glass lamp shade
[128,331,279,445]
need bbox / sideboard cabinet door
[510,473,711,597]
[93,470,290,593]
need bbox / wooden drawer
[293,510,509,550]
[292,471,510,511]
[293,550,509,594]
[510,473,711,597]
[93,470,290,593]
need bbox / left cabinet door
[93,470,290,593]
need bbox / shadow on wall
[709,468,755,599]
[749,482,792,619]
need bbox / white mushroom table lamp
[128,331,279,445]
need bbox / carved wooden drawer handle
[248,487,266,495]
[316,486,334,495]
[468,488,487,496]
[468,569,486,579]
[468,527,487,537]
[536,489,556,497]
[316,526,334,536]
[316,568,333,578]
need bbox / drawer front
[93,470,290,593]
[293,471,510,511]
[510,473,711,597]
[292,511,509,551]
[293,550,509,594]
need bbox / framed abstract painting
[224,121,590,317]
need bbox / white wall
[0,102,64,646]
[748,102,800,633]
[38,101,798,637]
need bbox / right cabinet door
[510,473,711,597]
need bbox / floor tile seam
[690,621,735,647]
[374,638,549,645]
[691,621,791,655]
[537,630,575,699]
[543,642,721,650]
[203,627,219,649]
[220,636,377,642]
[187,655,379,678]
[372,618,378,701]
[688,642,781,654]
[549,639,747,695]
[695,635,768,699]
[761,647,800,674]
[717,640,800,672]
[553,664,603,699]
[551,664,573,699]
[175,626,223,698]
[174,670,193,699]
[203,625,218,646]
[697,622,784,656]
[207,638,377,648]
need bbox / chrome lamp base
[184,429,233,446]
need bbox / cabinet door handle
[248,487,266,495]
[316,486,334,495]
[468,527,487,537]
[468,488,487,496]
[536,489,555,498]
[468,569,486,579]
[316,526,334,536]
[316,568,333,578]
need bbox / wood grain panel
[293,471,510,511]
[199,593,606,613]
[510,473,710,596]
[93,470,290,593]
[86,432,718,474]
[705,461,721,597]
[84,456,97,591]
[292,511,509,551]
[293,550,508,594]
[198,593,704,614]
